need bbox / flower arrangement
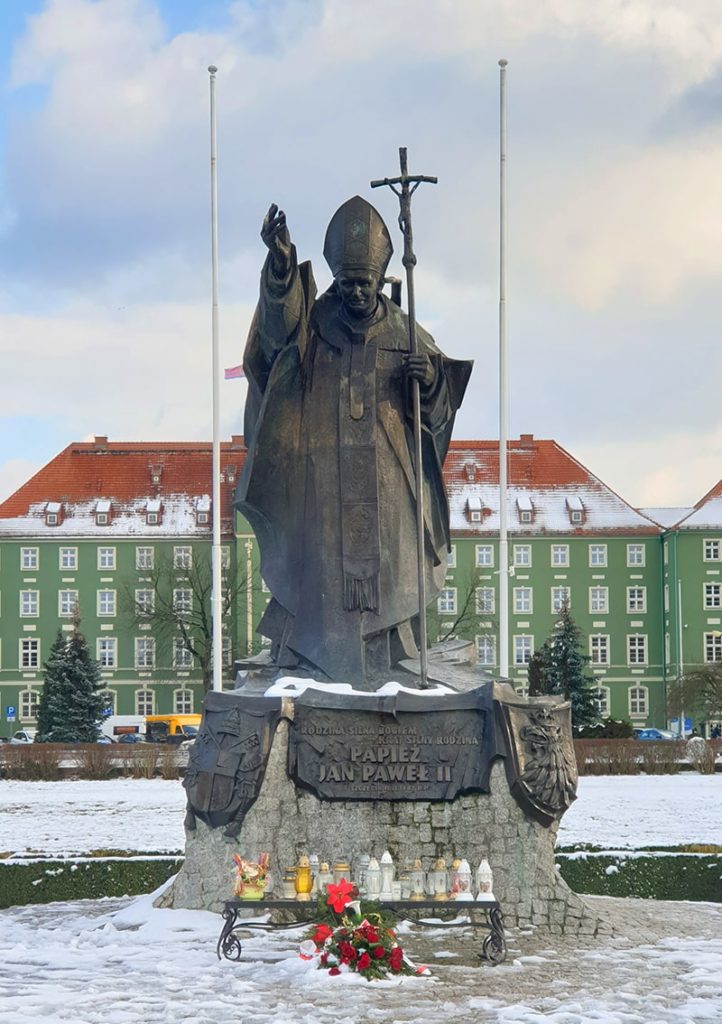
[232,852,269,899]
[302,879,416,981]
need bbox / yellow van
[145,714,201,745]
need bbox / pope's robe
[236,247,472,685]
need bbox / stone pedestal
[161,713,605,936]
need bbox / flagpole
[209,65,223,692]
[498,58,510,679]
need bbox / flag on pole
[224,364,245,380]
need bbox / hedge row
[0,857,183,909]
[556,852,722,902]
[573,739,721,775]
[0,743,186,780]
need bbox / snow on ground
[1,773,719,858]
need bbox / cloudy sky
[1,0,721,509]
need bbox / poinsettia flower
[326,878,355,914]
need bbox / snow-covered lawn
[1,773,719,858]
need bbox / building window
[135,689,155,716]
[135,589,155,617]
[590,634,609,665]
[513,544,531,567]
[704,632,722,662]
[438,588,457,614]
[513,587,532,614]
[551,544,569,567]
[589,544,607,567]
[704,583,722,610]
[475,544,494,568]
[475,587,495,615]
[174,689,194,714]
[627,587,647,614]
[59,590,79,617]
[446,545,457,569]
[627,544,645,567]
[59,547,78,570]
[551,587,570,613]
[20,689,40,719]
[595,686,610,717]
[664,584,670,613]
[174,546,193,570]
[20,590,39,617]
[20,638,40,669]
[97,590,116,617]
[476,635,496,666]
[222,636,233,667]
[174,589,193,619]
[627,634,648,665]
[97,547,116,571]
[703,539,721,562]
[21,547,38,570]
[589,586,608,614]
[513,635,533,666]
[146,512,160,526]
[629,686,648,716]
[173,638,194,669]
[98,689,116,715]
[135,637,155,669]
[97,638,117,668]
[221,546,231,570]
[136,546,154,570]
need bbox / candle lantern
[450,858,462,895]
[332,860,350,885]
[317,862,333,893]
[410,858,425,900]
[309,853,320,895]
[431,857,448,901]
[282,868,297,900]
[455,859,473,901]
[380,850,395,901]
[399,869,412,900]
[355,853,370,895]
[295,855,313,901]
[476,857,494,900]
[366,856,381,899]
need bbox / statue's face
[335,270,381,319]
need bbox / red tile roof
[443,437,592,488]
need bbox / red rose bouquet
[305,914,415,981]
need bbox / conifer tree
[36,616,104,743]
[528,604,598,731]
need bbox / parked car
[10,728,37,744]
[635,728,677,741]
[96,735,114,744]
[114,732,147,744]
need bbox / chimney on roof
[94,435,108,448]
[230,435,244,449]
[519,433,534,447]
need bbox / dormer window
[146,498,162,526]
[466,497,483,523]
[565,496,585,526]
[196,496,211,527]
[464,463,478,482]
[96,499,111,526]
[517,496,533,525]
[225,463,237,484]
[45,502,62,526]
[149,463,163,485]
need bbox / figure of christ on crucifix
[236,193,472,689]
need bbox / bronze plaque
[288,687,500,801]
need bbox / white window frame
[437,588,457,615]
[590,634,610,665]
[703,539,721,562]
[173,588,193,619]
[551,544,569,567]
[704,583,722,610]
[446,545,457,569]
[58,589,79,617]
[20,590,39,617]
[97,589,116,617]
[20,688,40,720]
[173,638,194,669]
[135,589,155,617]
[704,632,722,662]
[59,547,78,570]
[626,544,645,567]
[97,547,116,571]
[222,635,233,667]
[513,544,531,567]
[134,637,156,669]
[174,688,194,714]
[589,586,609,614]
[627,634,648,665]
[513,586,533,614]
[21,547,38,570]
[475,587,495,615]
[595,686,610,717]
[97,637,117,668]
[551,586,570,614]
[629,686,648,716]
[475,635,496,666]
[174,546,193,570]
[136,546,154,570]
[135,689,155,716]
[20,638,40,669]
[627,586,647,614]
[589,544,608,567]
[221,546,231,570]
[513,634,533,666]
[475,544,494,568]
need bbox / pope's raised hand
[261,203,292,276]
